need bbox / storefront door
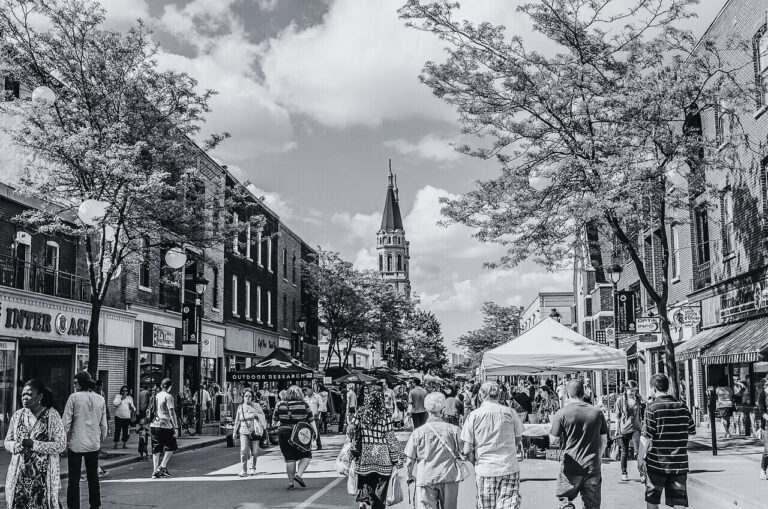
[20,347,73,415]
[0,345,16,438]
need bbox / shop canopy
[675,322,744,362]
[701,317,768,365]
[227,348,314,382]
[482,317,627,376]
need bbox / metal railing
[0,254,91,302]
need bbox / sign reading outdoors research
[672,307,702,328]
[636,317,661,334]
[616,291,637,333]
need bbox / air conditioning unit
[14,231,31,246]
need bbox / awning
[701,317,768,365]
[675,323,743,362]
[226,348,314,382]
[622,342,637,361]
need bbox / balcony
[0,254,91,302]
[693,260,711,291]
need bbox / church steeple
[377,159,410,298]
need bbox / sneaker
[238,472,248,478]
[152,470,162,479]
[159,467,172,478]
[621,473,629,482]
[98,469,109,478]
[761,470,767,480]
[640,473,647,483]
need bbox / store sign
[636,317,661,334]
[255,336,279,356]
[720,278,768,322]
[0,341,16,351]
[638,334,658,343]
[152,324,176,349]
[1,304,88,337]
[616,291,637,333]
[672,307,701,328]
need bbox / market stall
[227,348,314,385]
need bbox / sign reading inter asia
[0,303,89,336]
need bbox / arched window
[387,254,392,272]
[396,254,402,271]
[378,255,383,271]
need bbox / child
[137,419,149,460]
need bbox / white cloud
[354,247,377,270]
[257,0,280,11]
[260,0,529,128]
[331,211,381,242]
[247,184,293,219]
[100,0,150,23]
[383,134,461,164]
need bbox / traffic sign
[636,317,661,334]
[605,328,615,345]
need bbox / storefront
[224,324,280,385]
[0,288,135,434]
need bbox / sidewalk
[0,423,226,493]
[686,421,767,509]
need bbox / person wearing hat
[62,371,108,509]
[150,378,179,479]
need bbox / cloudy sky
[99,0,720,351]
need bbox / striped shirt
[643,395,695,475]
[273,400,313,428]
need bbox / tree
[400,309,448,373]
[400,0,755,395]
[0,0,261,377]
[457,302,522,371]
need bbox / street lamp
[297,317,306,362]
[194,274,208,435]
[528,170,552,191]
[607,264,623,349]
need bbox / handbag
[610,439,621,461]
[289,421,315,452]
[386,470,404,506]
[335,440,353,476]
[239,406,262,441]
[425,423,469,482]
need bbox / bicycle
[180,402,198,436]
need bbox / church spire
[381,159,403,231]
[387,158,394,189]
[394,174,399,202]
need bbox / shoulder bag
[286,404,314,452]
[239,406,261,441]
[425,423,469,482]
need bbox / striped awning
[700,317,768,365]
[675,322,744,362]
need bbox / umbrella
[364,367,406,385]
[335,372,378,384]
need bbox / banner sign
[181,303,197,344]
[617,291,637,333]
[672,307,702,328]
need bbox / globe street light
[607,264,623,349]
[528,170,552,191]
[32,86,56,105]
[164,247,187,269]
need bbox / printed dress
[4,408,67,509]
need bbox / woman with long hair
[4,379,66,508]
[348,385,403,509]
[614,379,646,482]
[233,388,267,477]
[273,385,314,489]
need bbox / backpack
[146,394,157,423]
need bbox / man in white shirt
[303,386,322,450]
[62,371,108,509]
[461,381,525,509]
[150,378,180,479]
[193,383,213,423]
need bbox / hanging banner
[181,303,197,344]
[617,291,637,333]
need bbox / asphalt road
[2,432,734,509]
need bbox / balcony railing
[0,254,91,302]
[693,260,711,291]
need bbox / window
[754,25,768,106]
[671,227,680,280]
[245,223,251,259]
[695,205,711,264]
[139,236,150,287]
[267,237,272,271]
[292,254,296,283]
[267,291,272,325]
[292,300,296,330]
[232,213,240,254]
[396,254,402,272]
[714,101,730,146]
[256,286,262,322]
[283,248,287,277]
[231,275,239,315]
[283,293,288,329]
[245,281,251,318]
[387,254,392,272]
[212,267,219,308]
[379,255,383,272]
[45,241,59,294]
[257,230,263,265]
[721,189,734,255]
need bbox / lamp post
[194,275,208,435]
[607,264,623,349]
[297,317,306,362]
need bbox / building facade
[519,292,574,332]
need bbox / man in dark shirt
[638,373,695,509]
[512,387,533,414]
[549,380,608,509]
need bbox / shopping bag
[392,408,403,421]
[610,439,621,461]
[347,460,358,495]
[386,470,404,506]
[335,441,353,476]
[404,415,413,431]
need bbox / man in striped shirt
[637,373,696,509]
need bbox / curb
[688,473,763,509]
[0,436,226,494]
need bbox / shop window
[267,291,272,325]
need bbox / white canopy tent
[481,317,627,377]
